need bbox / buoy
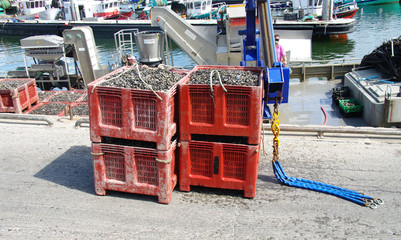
[18,2,23,8]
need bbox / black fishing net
[360,36,401,81]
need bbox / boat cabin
[173,0,213,18]
[63,0,121,21]
[17,0,50,15]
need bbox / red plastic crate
[179,66,263,145]
[88,66,188,150]
[92,140,177,204]
[179,140,260,198]
[0,78,38,114]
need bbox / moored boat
[1,0,62,20]
[333,0,359,19]
[355,0,398,5]
[63,0,134,21]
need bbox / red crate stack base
[0,78,39,114]
[179,140,260,198]
[88,66,188,151]
[91,141,177,204]
[179,65,263,145]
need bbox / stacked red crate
[88,66,188,203]
[92,140,178,204]
[0,78,38,114]
[178,65,263,198]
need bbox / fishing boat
[120,0,147,13]
[2,0,62,20]
[171,0,227,19]
[355,0,398,5]
[63,0,134,21]
[333,0,359,19]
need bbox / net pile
[360,36,401,81]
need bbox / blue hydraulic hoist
[239,0,383,208]
[238,0,289,118]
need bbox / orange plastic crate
[179,140,260,198]
[88,66,188,150]
[92,140,177,204]
[179,66,263,145]
[0,78,38,114]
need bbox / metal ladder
[114,29,139,68]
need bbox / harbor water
[1,3,400,126]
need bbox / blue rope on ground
[270,99,383,208]
[272,161,383,208]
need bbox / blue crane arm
[239,0,290,118]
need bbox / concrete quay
[0,117,400,239]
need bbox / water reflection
[310,3,401,61]
[312,36,355,60]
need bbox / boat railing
[290,58,361,66]
[289,58,362,81]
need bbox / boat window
[30,2,34,8]
[195,1,201,9]
[109,3,113,8]
[35,1,39,8]
[202,1,206,11]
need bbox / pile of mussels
[100,66,184,91]
[189,69,260,86]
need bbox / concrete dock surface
[1,117,401,239]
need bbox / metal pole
[263,123,401,137]
[257,0,276,67]
[0,113,54,126]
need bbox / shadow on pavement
[34,145,95,194]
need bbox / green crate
[339,99,363,113]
